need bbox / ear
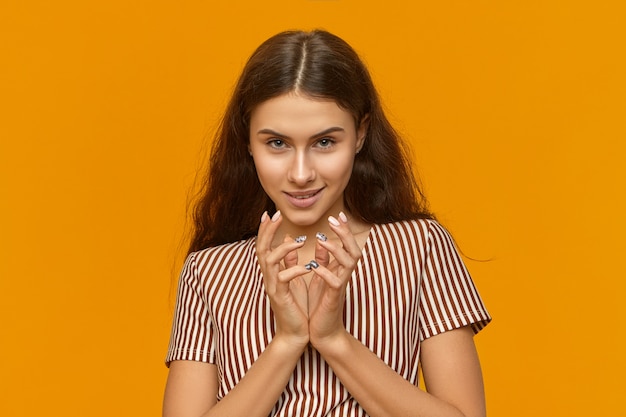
[356,114,370,153]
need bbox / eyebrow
[256,126,345,139]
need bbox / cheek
[324,154,355,180]
[315,165,354,194]
[252,158,282,187]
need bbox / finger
[308,263,344,290]
[327,214,363,260]
[315,231,356,272]
[327,247,356,273]
[275,266,311,296]
[265,261,306,293]
[315,240,330,267]
[283,234,300,268]
[256,210,282,254]
[265,239,305,266]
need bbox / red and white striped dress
[166,219,491,416]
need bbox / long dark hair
[188,30,433,253]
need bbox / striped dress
[166,219,491,416]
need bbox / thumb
[315,241,330,267]
[283,235,299,268]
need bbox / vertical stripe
[166,219,491,416]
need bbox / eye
[316,137,335,149]
[267,139,286,149]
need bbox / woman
[163,30,491,417]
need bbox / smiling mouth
[284,188,324,208]
[286,189,322,199]
[292,192,319,199]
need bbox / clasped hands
[256,210,362,351]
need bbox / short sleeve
[165,252,216,366]
[418,221,491,341]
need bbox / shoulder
[374,218,445,241]
[367,219,430,255]
[371,219,456,254]
[183,237,257,280]
[191,237,257,260]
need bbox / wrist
[270,333,310,356]
[310,329,352,358]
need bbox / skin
[163,92,486,417]
[249,92,370,248]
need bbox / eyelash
[316,137,335,148]
[267,139,285,149]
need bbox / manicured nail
[328,216,340,226]
[271,211,281,222]
[339,212,348,223]
[295,235,307,243]
[308,260,319,269]
[305,263,312,271]
[316,232,327,242]
[261,211,268,223]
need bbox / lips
[284,188,323,208]
[293,192,317,199]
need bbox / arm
[314,326,485,417]
[309,215,486,417]
[163,361,217,417]
[163,211,311,417]
[163,337,307,417]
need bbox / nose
[287,150,315,185]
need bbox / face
[249,92,366,229]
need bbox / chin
[288,216,322,227]
[282,211,325,227]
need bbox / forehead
[250,93,355,135]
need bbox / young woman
[163,30,491,417]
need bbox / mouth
[284,188,324,208]
[288,190,321,199]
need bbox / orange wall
[1,1,625,415]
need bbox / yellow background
[1,1,625,415]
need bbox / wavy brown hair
[188,30,433,253]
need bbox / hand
[307,213,362,348]
[256,211,310,348]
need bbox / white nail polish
[339,212,348,223]
[261,212,268,223]
[271,211,281,222]
[316,232,327,242]
[295,235,307,243]
[328,216,340,226]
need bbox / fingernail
[261,211,268,223]
[339,212,348,223]
[271,210,281,222]
[305,263,312,271]
[328,216,340,226]
[316,232,327,242]
[308,260,319,269]
[295,235,307,243]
